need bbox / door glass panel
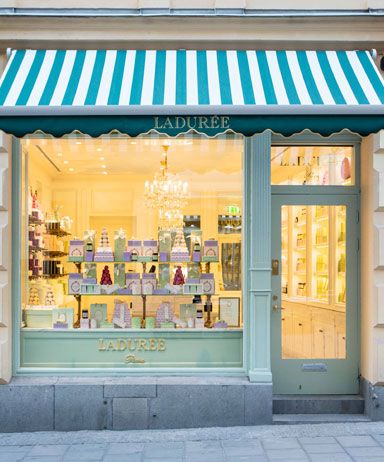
[281,205,346,359]
[271,146,354,185]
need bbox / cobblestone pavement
[1,422,384,461]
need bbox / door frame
[271,194,359,394]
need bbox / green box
[187,263,201,279]
[114,236,126,262]
[52,307,74,329]
[158,230,172,253]
[90,303,108,328]
[84,263,97,279]
[179,304,197,322]
[114,263,126,287]
[131,317,142,329]
[25,309,52,328]
[158,263,170,288]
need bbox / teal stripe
[153,51,166,105]
[0,50,26,105]
[336,51,368,104]
[129,50,146,105]
[296,52,323,104]
[356,51,384,104]
[316,51,346,104]
[256,51,277,104]
[62,51,86,105]
[196,51,209,104]
[107,50,126,105]
[16,50,46,105]
[276,51,300,104]
[216,51,232,104]
[39,50,66,106]
[84,50,107,105]
[236,51,255,105]
[176,50,187,105]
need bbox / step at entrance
[273,394,365,415]
[273,414,370,425]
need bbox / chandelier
[144,144,189,230]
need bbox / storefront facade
[0,4,384,431]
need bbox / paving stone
[106,442,144,454]
[185,454,224,462]
[144,441,184,458]
[262,438,301,449]
[266,448,309,460]
[55,386,106,431]
[112,398,148,430]
[185,441,222,453]
[0,453,26,462]
[0,446,30,453]
[226,456,269,462]
[299,437,337,445]
[336,435,379,447]
[223,445,265,456]
[301,443,345,454]
[63,443,107,461]
[23,457,62,462]
[344,446,384,457]
[308,454,353,462]
[352,458,384,462]
[28,444,68,456]
[143,459,183,462]
[103,455,142,462]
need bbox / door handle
[272,305,284,312]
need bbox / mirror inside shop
[21,133,243,331]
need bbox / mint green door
[271,194,359,394]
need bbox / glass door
[271,195,359,394]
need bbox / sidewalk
[1,421,384,461]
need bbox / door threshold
[273,394,364,415]
[273,414,370,425]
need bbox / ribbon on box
[114,228,126,240]
[83,229,96,242]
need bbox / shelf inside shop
[29,245,46,253]
[69,260,219,265]
[45,228,71,237]
[75,293,217,297]
[29,273,67,280]
[28,216,44,225]
[43,250,68,258]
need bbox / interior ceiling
[23,136,243,178]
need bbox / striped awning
[0,49,383,137]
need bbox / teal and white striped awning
[0,49,383,137]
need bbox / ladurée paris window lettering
[154,116,230,130]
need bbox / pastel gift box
[100,321,114,328]
[183,283,203,295]
[80,283,101,295]
[112,299,131,328]
[90,303,107,328]
[158,264,170,288]
[85,251,94,262]
[83,277,97,284]
[117,288,132,295]
[68,273,83,295]
[158,230,172,253]
[145,317,156,329]
[126,273,141,293]
[187,263,201,279]
[127,240,142,258]
[202,239,219,261]
[52,307,74,329]
[160,321,175,328]
[114,263,126,287]
[142,273,157,294]
[192,251,201,262]
[153,288,170,295]
[101,284,119,295]
[68,239,84,262]
[200,273,215,294]
[131,317,142,329]
[80,318,90,329]
[84,263,97,279]
[142,240,158,258]
[159,252,169,262]
[114,234,126,262]
[179,303,197,323]
[156,301,174,327]
[25,308,53,328]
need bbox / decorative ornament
[100,265,113,285]
[173,266,185,285]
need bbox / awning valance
[0,49,383,137]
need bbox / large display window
[18,132,244,369]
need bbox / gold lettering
[154,116,161,129]
[186,116,197,129]
[211,116,220,128]
[118,339,127,351]
[107,340,117,351]
[138,339,148,351]
[163,117,173,129]
[175,117,186,129]
[158,339,166,351]
[127,339,136,351]
[149,338,157,351]
[198,116,209,129]
[98,339,106,351]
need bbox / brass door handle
[272,305,284,312]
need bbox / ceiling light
[101,164,106,168]
[63,160,69,164]
[102,171,108,175]
[75,141,82,145]
[96,148,102,152]
[57,152,62,157]
[99,157,105,161]
[69,168,74,172]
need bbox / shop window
[19,133,244,369]
[271,146,354,186]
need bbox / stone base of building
[361,377,384,421]
[0,376,272,432]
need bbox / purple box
[153,288,171,295]
[192,251,201,262]
[83,278,97,284]
[85,252,94,262]
[186,278,200,284]
[160,252,169,262]
[127,240,142,257]
[117,288,132,295]
[123,251,132,262]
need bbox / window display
[19,133,243,369]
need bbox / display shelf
[29,273,67,280]
[74,293,217,297]
[29,245,46,253]
[45,228,71,237]
[22,327,243,332]
[69,260,218,265]
[28,215,43,225]
[43,250,68,258]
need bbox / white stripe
[96,50,117,105]
[3,50,36,106]
[26,50,57,106]
[226,50,244,105]
[361,51,384,83]
[285,51,312,105]
[305,51,335,105]
[118,50,136,105]
[72,50,97,106]
[140,50,156,105]
[246,51,266,105]
[326,51,358,105]
[0,50,16,88]
[163,50,176,105]
[346,51,380,104]
[266,51,289,104]
[49,51,77,106]
[186,51,198,105]
[206,51,221,105]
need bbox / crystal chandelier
[144,144,189,230]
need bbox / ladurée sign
[154,116,230,131]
